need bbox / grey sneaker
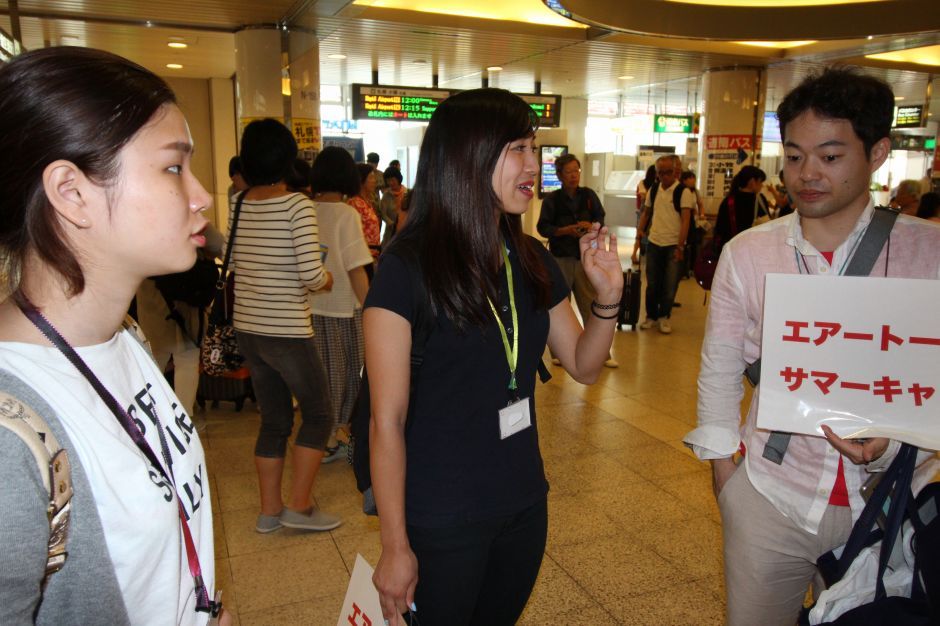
[321,442,347,464]
[640,318,657,330]
[280,507,342,531]
[256,512,283,534]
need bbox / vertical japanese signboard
[758,274,940,449]
[701,134,761,199]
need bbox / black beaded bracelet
[591,309,619,320]
[591,300,620,310]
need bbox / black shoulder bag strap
[758,206,900,464]
[209,190,247,326]
[672,184,685,213]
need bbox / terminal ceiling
[1,0,937,113]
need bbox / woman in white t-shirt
[307,147,374,460]
[0,48,227,625]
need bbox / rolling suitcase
[617,269,641,331]
[196,367,255,411]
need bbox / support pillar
[287,30,321,161]
[698,67,767,215]
[234,28,284,134]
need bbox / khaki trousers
[718,465,852,626]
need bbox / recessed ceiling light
[867,35,874,40]
[618,75,634,80]
[166,63,183,70]
[167,38,187,49]
[487,66,503,72]
[895,96,905,100]
[328,53,347,59]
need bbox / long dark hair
[0,47,176,301]
[728,165,766,195]
[391,88,551,329]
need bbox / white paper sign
[757,274,940,449]
[337,554,407,626]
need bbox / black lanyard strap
[19,300,219,615]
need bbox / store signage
[518,93,563,128]
[653,114,693,134]
[894,105,923,129]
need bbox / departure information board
[351,84,453,121]
[352,84,563,127]
[519,94,563,128]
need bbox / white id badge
[499,397,532,440]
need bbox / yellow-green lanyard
[487,244,519,397]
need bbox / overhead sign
[890,132,933,151]
[758,274,940,449]
[653,114,693,134]
[519,93,563,128]
[351,84,563,126]
[351,84,453,122]
[894,105,924,128]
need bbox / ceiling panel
[0,0,936,108]
[3,0,294,28]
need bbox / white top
[644,181,696,247]
[229,192,328,337]
[308,201,373,318]
[684,202,940,534]
[0,329,215,625]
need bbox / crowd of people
[1,45,937,626]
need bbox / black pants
[405,498,548,626]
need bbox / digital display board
[762,111,782,143]
[894,105,924,128]
[351,84,453,121]
[519,94,563,128]
[351,85,563,127]
[539,145,568,198]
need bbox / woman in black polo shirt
[364,88,623,626]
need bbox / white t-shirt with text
[0,329,214,625]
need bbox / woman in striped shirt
[230,119,341,534]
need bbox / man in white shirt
[632,154,695,334]
[684,67,940,626]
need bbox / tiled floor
[201,273,732,625]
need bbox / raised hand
[579,222,623,304]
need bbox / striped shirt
[229,192,327,337]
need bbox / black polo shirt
[364,236,569,528]
[536,187,605,260]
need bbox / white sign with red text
[337,554,408,626]
[758,274,940,449]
